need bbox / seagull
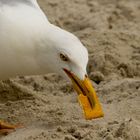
[0,0,103,134]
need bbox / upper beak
[63,68,104,120]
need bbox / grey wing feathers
[0,0,37,6]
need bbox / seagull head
[38,24,104,119]
[50,28,88,81]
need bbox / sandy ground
[0,0,140,139]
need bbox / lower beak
[63,69,104,120]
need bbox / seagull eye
[60,53,69,62]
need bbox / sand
[0,0,140,139]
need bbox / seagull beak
[63,68,104,120]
